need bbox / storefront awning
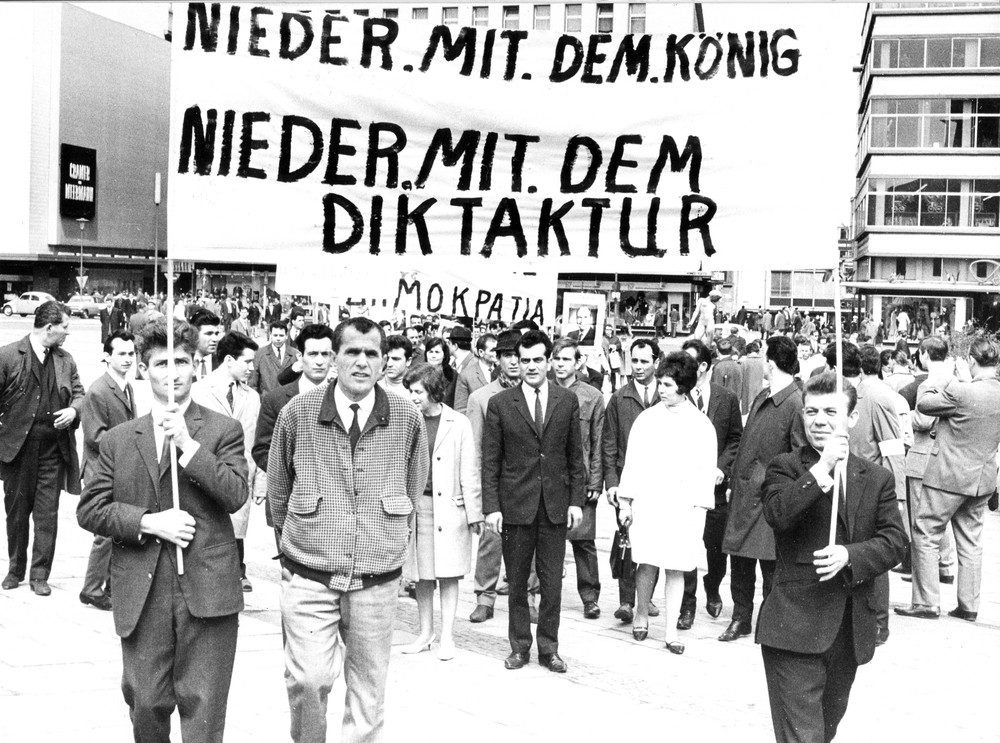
[843,281,1000,295]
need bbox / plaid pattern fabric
[268,384,428,591]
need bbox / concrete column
[954,297,968,330]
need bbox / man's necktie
[642,385,649,408]
[199,358,207,379]
[125,383,135,419]
[277,347,283,365]
[349,403,361,454]
[534,389,544,439]
[693,387,704,412]
[227,382,235,412]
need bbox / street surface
[0,315,995,742]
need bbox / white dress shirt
[334,384,375,431]
[521,380,549,422]
[149,397,199,466]
[28,334,48,364]
[634,379,655,407]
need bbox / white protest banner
[276,257,557,327]
[168,3,853,271]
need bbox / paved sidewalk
[1,494,998,742]
[0,318,997,741]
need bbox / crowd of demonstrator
[1,298,997,743]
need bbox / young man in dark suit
[678,339,744,629]
[757,372,906,743]
[482,330,586,673]
[77,319,248,743]
[0,301,85,594]
[249,320,297,395]
[79,330,138,611]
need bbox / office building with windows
[848,2,1000,336]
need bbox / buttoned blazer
[601,382,660,489]
[249,342,297,396]
[81,372,135,482]
[722,383,807,560]
[76,403,249,638]
[0,336,84,493]
[757,448,907,665]
[454,358,489,414]
[705,383,744,507]
[481,384,586,525]
[918,375,1000,497]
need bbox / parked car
[2,291,57,317]
[66,293,103,318]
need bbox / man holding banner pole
[757,372,907,743]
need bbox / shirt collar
[150,396,193,424]
[106,368,129,392]
[28,334,48,363]
[333,383,376,429]
[299,375,322,394]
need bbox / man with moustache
[758,373,906,742]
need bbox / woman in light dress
[617,352,717,654]
[400,364,483,660]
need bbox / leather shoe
[940,574,955,585]
[665,641,685,655]
[613,603,634,624]
[529,605,539,624]
[632,625,648,642]
[504,651,529,670]
[893,605,939,619]
[583,601,601,619]
[2,573,19,590]
[648,601,660,617]
[538,653,568,673]
[241,577,253,592]
[718,619,752,642]
[705,593,723,619]
[79,592,112,611]
[469,605,494,623]
[947,607,977,622]
[875,628,890,646]
[29,579,51,596]
[676,609,695,631]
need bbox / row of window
[376,4,647,33]
[871,35,1000,69]
[858,178,1000,230]
[868,98,999,149]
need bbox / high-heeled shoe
[665,641,685,655]
[437,641,456,661]
[400,638,434,654]
[632,625,648,641]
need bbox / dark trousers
[236,538,246,578]
[761,609,858,743]
[569,539,600,604]
[82,534,112,599]
[2,439,64,580]
[874,571,889,632]
[121,550,238,743]
[730,555,776,624]
[501,508,567,656]
[682,508,728,612]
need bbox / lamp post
[75,217,89,293]
[153,173,162,299]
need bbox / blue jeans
[281,569,397,743]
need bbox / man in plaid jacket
[268,317,429,743]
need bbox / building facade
[849,2,1000,337]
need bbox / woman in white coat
[618,352,716,654]
[401,364,484,660]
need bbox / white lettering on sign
[64,184,95,202]
[68,163,92,181]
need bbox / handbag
[609,523,635,580]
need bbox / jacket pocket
[381,494,413,516]
[288,490,321,517]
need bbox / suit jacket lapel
[511,388,537,438]
[846,455,866,537]
[135,416,160,495]
[434,411,454,455]
[543,385,562,432]
[107,374,132,417]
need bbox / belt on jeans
[281,556,402,589]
